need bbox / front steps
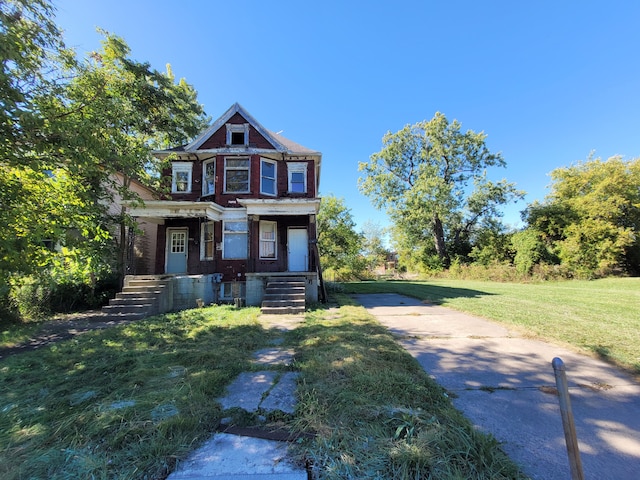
[102,277,169,319]
[260,277,306,315]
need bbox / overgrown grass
[287,295,527,479]
[0,305,275,479]
[343,277,640,374]
[1,298,528,479]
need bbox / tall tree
[359,112,524,268]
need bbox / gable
[198,112,274,150]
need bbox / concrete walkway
[167,314,308,480]
[353,293,640,480]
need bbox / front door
[166,228,188,274]
[288,228,308,272]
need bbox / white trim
[260,157,277,196]
[171,162,193,194]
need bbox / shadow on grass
[341,280,495,304]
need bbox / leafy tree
[317,195,365,280]
[359,112,524,269]
[0,1,209,317]
[524,156,640,277]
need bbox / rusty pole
[552,357,584,480]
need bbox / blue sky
[54,0,640,231]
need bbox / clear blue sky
[55,0,640,230]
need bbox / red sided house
[118,103,323,315]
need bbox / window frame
[224,157,251,194]
[200,221,215,260]
[202,158,216,196]
[222,220,248,259]
[287,162,307,194]
[259,220,278,260]
[226,123,249,146]
[260,158,277,196]
[171,162,193,194]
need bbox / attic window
[226,123,249,146]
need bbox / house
[119,103,323,315]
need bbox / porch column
[248,214,259,273]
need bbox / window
[260,158,277,196]
[226,123,249,146]
[172,162,192,193]
[202,159,215,196]
[221,282,246,300]
[223,221,247,259]
[224,157,250,193]
[287,162,307,193]
[201,222,215,260]
[259,221,277,259]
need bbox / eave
[125,201,226,223]
[238,198,321,216]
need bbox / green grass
[0,298,527,479]
[287,295,526,479]
[0,305,276,479]
[343,277,640,374]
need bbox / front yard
[0,295,526,479]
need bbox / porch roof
[238,198,320,216]
[125,201,226,223]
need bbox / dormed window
[202,159,215,196]
[172,162,192,193]
[260,158,277,196]
[224,157,250,193]
[287,162,307,193]
[226,123,249,146]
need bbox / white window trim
[224,157,251,194]
[259,220,278,260]
[287,162,307,193]
[226,123,250,146]
[202,158,216,196]
[200,221,215,260]
[172,162,193,193]
[222,220,248,259]
[260,158,277,196]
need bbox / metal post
[552,357,584,480]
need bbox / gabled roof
[175,102,320,156]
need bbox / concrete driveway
[353,293,640,480]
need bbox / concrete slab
[260,314,305,331]
[260,372,300,414]
[352,293,640,480]
[253,348,295,366]
[167,433,307,479]
[218,371,278,412]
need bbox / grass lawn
[0,298,526,479]
[343,277,640,374]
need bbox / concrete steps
[260,278,306,315]
[102,277,169,319]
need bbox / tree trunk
[432,213,450,268]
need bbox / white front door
[166,228,188,274]
[288,228,308,272]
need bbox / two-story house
[118,103,323,315]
